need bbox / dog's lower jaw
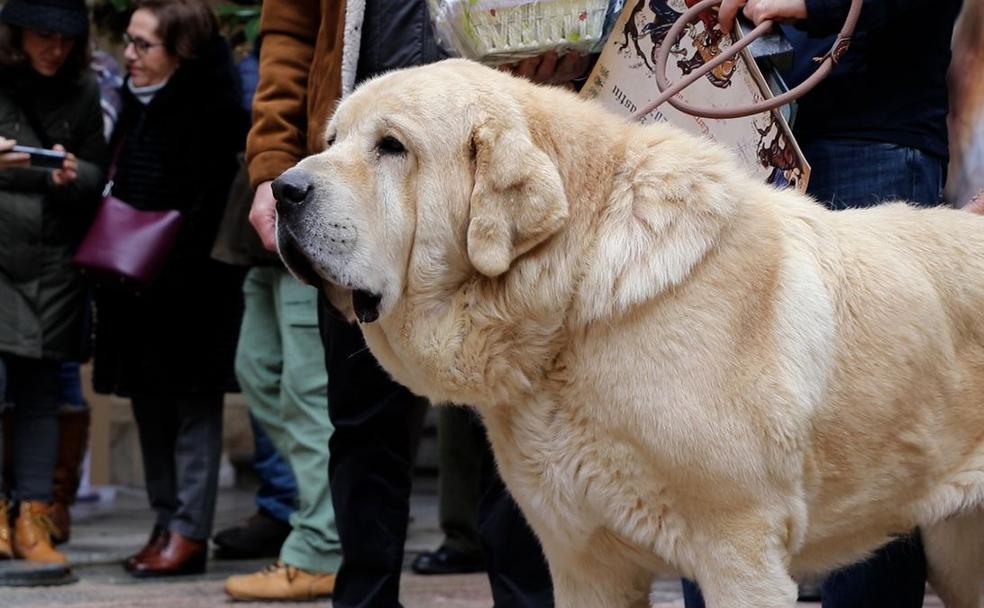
[278,231,324,287]
[320,284,358,322]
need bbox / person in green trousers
[223,266,340,600]
[212,157,340,600]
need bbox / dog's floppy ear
[467,117,569,277]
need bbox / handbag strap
[103,136,126,197]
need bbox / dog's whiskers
[347,345,371,360]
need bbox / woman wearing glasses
[0,0,105,566]
[91,0,247,577]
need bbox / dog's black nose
[272,169,314,215]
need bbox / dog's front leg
[689,523,798,608]
[695,568,796,608]
[923,510,984,608]
[550,568,652,608]
[543,541,653,608]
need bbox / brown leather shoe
[224,561,335,600]
[123,525,170,572]
[129,530,206,578]
[13,501,67,564]
[50,408,90,545]
[0,499,12,559]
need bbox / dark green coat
[0,67,107,361]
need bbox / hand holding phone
[0,140,75,182]
[11,144,69,170]
[50,144,78,186]
[0,137,30,170]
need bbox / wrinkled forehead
[328,62,497,142]
[329,93,420,139]
[330,86,423,134]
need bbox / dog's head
[273,59,569,324]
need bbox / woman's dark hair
[133,0,218,62]
[0,21,92,78]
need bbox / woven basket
[437,0,611,64]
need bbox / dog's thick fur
[276,59,984,608]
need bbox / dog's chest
[482,397,673,548]
[487,411,598,538]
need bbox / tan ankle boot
[13,501,67,564]
[0,499,12,559]
[224,561,336,600]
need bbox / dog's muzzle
[272,168,322,287]
[271,169,384,324]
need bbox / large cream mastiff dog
[273,59,984,607]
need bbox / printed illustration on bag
[584,0,810,191]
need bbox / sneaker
[212,510,291,559]
[224,561,335,601]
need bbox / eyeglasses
[123,32,164,55]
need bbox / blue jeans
[802,140,945,209]
[683,139,944,608]
[59,362,86,408]
[250,414,299,523]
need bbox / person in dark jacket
[683,1,964,607]
[0,0,106,566]
[90,0,248,578]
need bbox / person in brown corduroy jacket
[245,1,589,238]
[246,0,345,209]
[220,0,353,602]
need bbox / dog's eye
[326,135,336,148]
[377,135,406,156]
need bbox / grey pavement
[0,480,945,607]
[1,479,498,608]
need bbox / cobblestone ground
[0,485,947,607]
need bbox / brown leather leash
[631,0,863,120]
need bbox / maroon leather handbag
[74,142,183,288]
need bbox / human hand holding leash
[718,0,807,34]
[250,180,278,252]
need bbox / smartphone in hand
[5,144,68,169]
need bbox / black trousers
[130,390,224,541]
[436,405,485,557]
[319,299,553,608]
